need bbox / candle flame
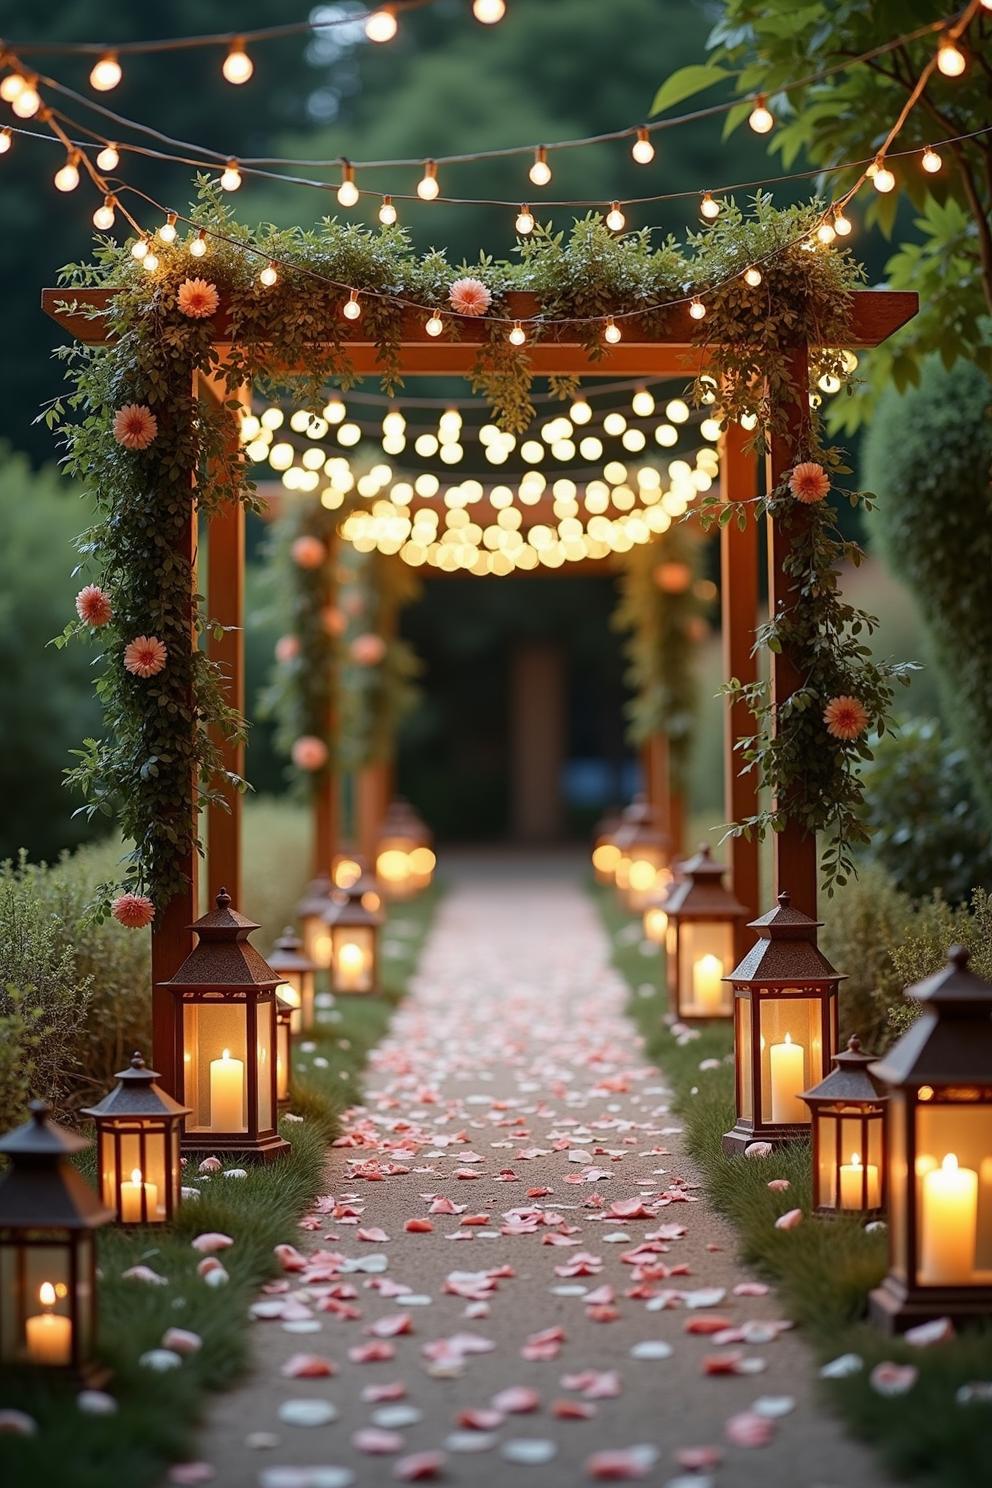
[340,942,364,970]
[130,1167,142,1185]
[850,1153,861,1168]
[39,1282,56,1307]
[784,1032,793,1045]
[222,1048,231,1060]
[942,1152,959,1172]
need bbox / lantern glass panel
[736,995,753,1121]
[914,1099,992,1285]
[256,1007,274,1131]
[302,915,332,969]
[678,922,734,1017]
[277,977,303,1034]
[276,1017,290,1102]
[332,924,376,992]
[0,1236,94,1366]
[627,850,666,911]
[99,1123,172,1221]
[183,1001,248,1133]
[758,994,824,1125]
[816,1106,883,1209]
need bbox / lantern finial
[777,890,792,909]
[948,942,970,970]
[29,1099,51,1125]
[129,1051,146,1071]
[216,887,232,911]
[847,1034,862,1053]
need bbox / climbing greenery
[48,180,891,907]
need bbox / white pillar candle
[120,1166,158,1222]
[692,953,725,1014]
[25,1284,72,1365]
[839,1152,880,1209]
[769,1033,806,1123]
[337,941,367,992]
[920,1153,978,1284]
[209,1048,244,1130]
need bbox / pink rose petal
[725,1412,775,1447]
[191,1232,234,1253]
[354,1428,404,1454]
[491,1386,540,1414]
[774,1208,803,1230]
[394,1451,446,1481]
[281,1354,336,1378]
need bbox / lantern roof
[871,946,992,1087]
[726,891,844,986]
[82,1051,190,1122]
[0,1102,113,1229]
[613,795,671,856]
[297,872,333,919]
[161,889,279,989]
[325,873,385,929]
[664,844,748,921]
[268,925,317,975]
[801,1035,887,1107]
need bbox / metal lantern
[162,889,290,1162]
[82,1052,189,1225]
[613,796,671,912]
[591,809,622,886]
[642,888,671,947]
[268,926,318,1034]
[0,1101,112,1380]
[333,848,364,891]
[296,872,334,970]
[869,946,992,1331]
[722,891,842,1155]
[801,1036,888,1219]
[376,799,430,900]
[324,872,383,995]
[662,845,746,1020]
[275,995,293,1107]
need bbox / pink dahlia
[124,635,168,678]
[113,404,158,451]
[275,634,300,664]
[291,535,327,570]
[292,735,329,772]
[823,695,869,741]
[788,461,830,504]
[177,278,220,318]
[350,633,386,666]
[75,584,113,627]
[111,892,155,929]
[448,277,492,317]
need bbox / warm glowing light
[936,34,966,77]
[508,321,527,346]
[337,163,359,207]
[603,318,622,344]
[90,53,122,92]
[631,126,654,164]
[833,208,852,237]
[190,229,208,258]
[220,159,242,191]
[158,212,178,243]
[417,160,439,200]
[365,7,399,42]
[223,39,254,84]
[689,297,706,320]
[0,126,12,155]
[54,153,80,192]
[872,162,895,194]
[816,219,836,245]
[921,146,942,174]
[748,95,774,134]
[92,195,116,230]
[425,311,444,337]
[665,398,689,423]
[515,204,535,234]
[131,237,150,260]
[606,201,626,232]
[529,146,551,186]
[700,192,720,220]
[743,266,762,287]
[472,0,506,21]
[11,80,40,118]
[631,389,655,418]
[378,195,397,225]
[96,142,120,171]
[0,73,26,103]
[342,290,362,321]
[259,260,279,287]
[142,251,160,273]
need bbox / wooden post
[765,346,818,918]
[312,532,340,878]
[357,763,386,863]
[720,421,761,953]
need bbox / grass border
[599,882,992,1488]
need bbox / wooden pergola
[44,285,917,1093]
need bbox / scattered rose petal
[725,1412,775,1448]
[281,1354,337,1378]
[162,1328,202,1355]
[905,1318,955,1348]
[394,1451,446,1480]
[491,1386,540,1414]
[870,1361,918,1397]
[774,1208,803,1230]
[586,1445,658,1479]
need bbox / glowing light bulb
[631,389,655,418]
[378,195,397,225]
[143,251,160,273]
[631,126,654,165]
[689,298,706,320]
[529,146,551,186]
[54,153,80,192]
[472,0,506,21]
[816,219,836,245]
[342,290,361,321]
[260,261,278,287]
[921,146,942,174]
[0,126,11,155]
[337,163,359,207]
[605,201,626,232]
[190,229,208,258]
[508,321,527,346]
[872,162,895,194]
[743,266,762,287]
[130,237,149,260]
[97,142,119,171]
[92,195,116,230]
[220,160,242,192]
[748,94,774,134]
[365,7,398,42]
[222,38,254,84]
[936,34,966,77]
[515,204,534,234]
[0,73,26,103]
[158,213,177,244]
[11,80,40,118]
[90,53,122,92]
[700,192,720,220]
[603,318,622,345]
[833,207,852,237]
[570,399,591,425]
[417,161,439,201]
[425,312,443,337]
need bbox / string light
[92,194,116,229]
[833,206,852,236]
[515,204,534,234]
[936,33,966,76]
[89,53,122,92]
[921,145,942,173]
[337,162,359,207]
[417,160,439,200]
[631,126,655,165]
[96,142,119,171]
[816,218,836,245]
[603,318,622,344]
[190,228,208,258]
[472,0,506,22]
[220,159,242,191]
[508,321,526,346]
[872,158,895,193]
[11,77,40,118]
[631,388,655,417]
[222,39,254,85]
[260,260,279,287]
[365,8,399,43]
[53,150,80,192]
[748,94,774,134]
[605,201,626,232]
[700,192,720,220]
[130,236,149,260]
[342,289,362,321]
[689,298,706,320]
[158,212,177,243]
[142,250,160,273]
[0,126,10,154]
[529,146,551,186]
[743,265,762,287]
[0,72,26,103]
[425,311,443,337]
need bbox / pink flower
[111,892,155,929]
[75,584,113,627]
[177,278,219,319]
[823,695,869,741]
[292,735,329,771]
[124,635,168,678]
[448,277,492,317]
[113,404,158,451]
[275,634,300,664]
[350,633,386,666]
[321,605,346,637]
[291,535,327,569]
[788,461,830,504]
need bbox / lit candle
[769,1033,806,1123]
[25,1283,72,1365]
[839,1151,880,1209]
[209,1048,244,1129]
[692,953,725,1014]
[120,1165,158,1222]
[643,906,667,944]
[312,928,332,966]
[337,940,367,992]
[920,1153,978,1283]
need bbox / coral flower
[292,735,329,772]
[291,535,327,569]
[448,277,492,317]
[823,695,869,741]
[275,634,300,664]
[75,584,113,627]
[350,633,387,666]
[113,403,158,451]
[177,278,220,319]
[788,461,830,504]
[124,635,168,678]
[111,892,155,929]
[321,605,347,637]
